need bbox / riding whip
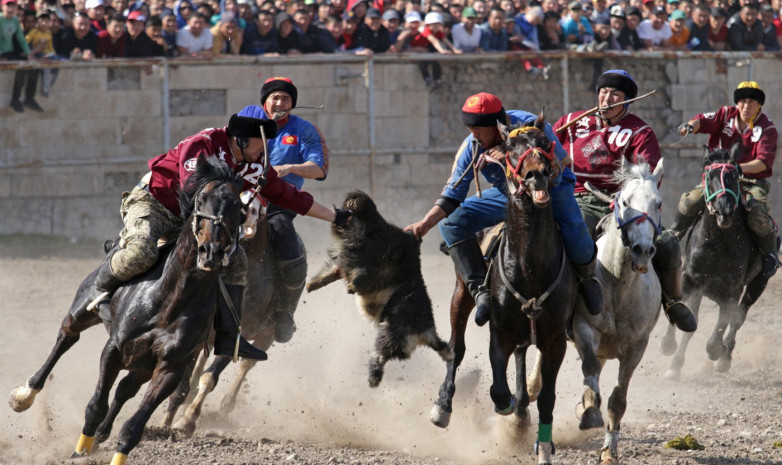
[451,138,480,190]
[672,123,694,148]
[555,90,657,134]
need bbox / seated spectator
[505,13,524,50]
[668,9,689,49]
[55,11,98,59]
[177,11,214,57]
[728,2,762,50]
[241,9,276,54]
[592,16,619,49]
[708,6,728,51]
[451,6,481,52]
[144,14,167,55]
[617,6,643,50]
[471,0,487,24]
[85,0,106,32]
[96,12,126,56]
[539,9,563,49]
[759,4,779,51]
[560,0,593,45]
[322,14,345,51]
[314,0,332,27]
[393,10,421,51]
[480,7,508,51]
[665,0,679,16]
[381,8,401,47]
[341,9,361,50]
[160,10,179,56]
[590,0,609,24]
[125,10,162,56]
[637,5,672,50]
[274,11,301,54]
[408,11,460,88]
[686,4,710,50]
[294,6,334,52]
[174,0,194,29]
[515,5,543,50]
[346,0,368,23]
[236,0,254,24]
[353,7,390,51]
[210,12,242,55]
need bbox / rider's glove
[677,123,694,135]
[735,163,743,176]
[333,207,352,227]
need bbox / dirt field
[1,231,781,465]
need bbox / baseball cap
[568,0,580,10]
[462,6,477,18]
[404,11,422,22]
[382,9,400,21]
[341,10,357,20]
[710,6,727,17]
[1,0,18,5]
[365,7,381,18]
[85,0,104,9]
[625,6,642,17]
[609,5,625,18]
[652,5,666,15]
[424,11,443,24]
[594,16,610,25]
[667,0,680,3]
[669,9,686,20]
[127,10,146,21]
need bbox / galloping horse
[570,158,663,464]
[661,146,763,378]
[161,194,286,436]
[492,118,577,464]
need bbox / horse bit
[612,190,662,246]
[702,162,740,214]
[192,188,240,267]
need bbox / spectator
[728,2,762,50]
[539,9,563,49]
[540,0,558,15]
[177,11,214,56]
[210,11,242,54]
[274,11,301,53]
[381,8,401,46]
[294,7,333,52]
[173,0,194,28]
[346,0,367,22]
[665,0,679,16]
[759,4,779,51]
[480,7,508,51]
[408,11,459,88]
[392,10,420,51]
[2,0,44,113]
[353,6,390,51]
[590,0,609,24]
[515,4,542,49]
[322,14,344,50]
[471,0,486,23]
[144,14,167,55]
[95,12,125,56]
[21,7,36,32]
[447,1,461,24]
[686,3,710,50]
[124,10,161,56]
[85,0,105,32]
[160,10,179,56]
[637,5,671,50]
[451,6,480,52]
[314,0,331,26]
[241,9,276,54]
[608,6,625,40]
[236,0,254,23]
[668,9,689,49]
[708,7,728,51]
[55,10,97,59]
[560,0,593,45]
[592,15,619,49]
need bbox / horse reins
[504,127,557,189]
[612,190,662,246]
[702,163,740,214]
[192,188,240,266]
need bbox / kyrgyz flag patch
[282,135,298,145]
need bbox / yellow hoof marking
[74,434,94,455]
[110,452,128,465]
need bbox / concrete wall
[2,53,781,251]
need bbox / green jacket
[0,16,31,57]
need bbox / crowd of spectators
[2,0,782,107]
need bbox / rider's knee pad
[652,231,682,272]
[678,187,705,217]
[746,202,775,237]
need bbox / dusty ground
[1,230,781,465]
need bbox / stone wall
[1,53,781,251]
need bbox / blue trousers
[438,182,595,265]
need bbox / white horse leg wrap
[603,430,620,452]
[537,441,553,464]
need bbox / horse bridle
[504,127,557,192]
[702,162,740,214]
[192,186,240,266]
[613,189,662,246]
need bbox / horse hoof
[494,395,516,416]
[714,358,732,373]
[659,338,677,356]
[706,343,727,361]
[429,404,451,428]
[8,383,38,413]
[575,401,585,420]
[172,419,196,438]
[220,397,237,414]
[664,368,681,381]
[515,407,531,427]
[579,406,604,430]
[599,446,618,464]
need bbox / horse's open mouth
[532,189,550,205]
[632,263,649,274]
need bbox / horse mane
[612,157,655,190]
[178,155,244,220]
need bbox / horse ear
[534,107,546,131]
[497,120,510,142]
[729,142,742,164]
[702,145,711,166]
[653,158,664,180]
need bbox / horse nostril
[649,245,656,257]
[524,171,535,182]
[631,244,643,256]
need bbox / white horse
[571,158,664,464]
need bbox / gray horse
[571,158,664,464]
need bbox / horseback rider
[237,77,329,344]
[92,113,350,361]
[553,69,697,333]
[671,80,779,282]
[405,92,603,327]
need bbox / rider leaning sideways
[553,69,697,332]
[672,81,779,278]
[92,113,349,361]
[405,92,603,327]
[238,77,329,345]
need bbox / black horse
[661,146,764,378]
[10,156,245,463]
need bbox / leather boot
[273,255,307,343]
[669,210,698,241]
[91,253,124,321]
[214,284,268,361]
[658,264,697,332]
[449,239,492,327]
[573,252,603,316]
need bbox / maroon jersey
[693,105,777,179]
[147,126,314,217]
[554,110,661,194]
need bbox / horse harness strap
[217,276,242,363]
[495,234,567,346]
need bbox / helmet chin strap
[599,106,627,125]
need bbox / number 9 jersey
[553,110,662,194]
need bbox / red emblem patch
[282,135,297,145]
[184,158,198,172]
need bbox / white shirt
[177,27,214,54]
[451,23,482,52]
[636,20,672,46]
